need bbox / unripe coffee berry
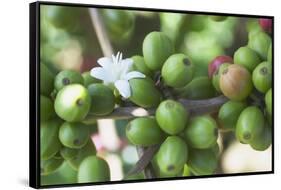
[54,84,91,122]
[248,31,271,60]
[88,84,115,116]
[161,54,194,88]
[156,100,188,135]
[236,106,264,144]
[234,46,261,72]
[126,117,166,146]
[184,115,218,149]
[252,61,272,93]
[156,136,188,175]
[220,64,253,101]
[143,31,174,71]
[54,70,84,91]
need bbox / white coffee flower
[90,52,145,98]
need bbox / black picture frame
[30,1,274,189]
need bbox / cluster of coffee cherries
[41,64,113,183]
[125,18,272,177]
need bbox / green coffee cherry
[184,116,218,149]
[43,5,82,32]
[218,101,247,131]
[177,76,216,99]
[187,148,218,175]
[267,43,272,63]
[236,106,265,144]
[54,84,91,122]
[41,119,62,160]
[234,46,261,72]
[87,84,115,115]
[101,9,135,42]
[250,125,271,151]
[143,31,174,71]
[67,140,96,170]
[161,54,194,88]
[252,62,272,93]
[156,100,188,135]
[248,31,271,60]
[60,147,78,160]
[212,63,231,92]
[41,156,64,176]
[82,71,100,87]
[54,70,84,91]
[129,78,162,108]
[265,88,272,116]
[59,122,90,149]
[40,63,54,96]
[209,16,227,22]
[156,136,188,175]
[131,55,153,78]
[40,95,55,122]
[126,117,166,146]
[78,156,110,183]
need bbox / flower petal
[114,80,131,98]
[90,67,111,82]
[97,57,113,68]
[125,71,146,80]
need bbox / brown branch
[83,95,228,124]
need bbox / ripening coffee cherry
[236,106,264,144]
[143,31,174,71]
[218,101,247,131]
[184,116,218,149]
[41,156,64,176]
[265,88,272,116]
[178,76,216,99]
[131,55,153,78]
[161,54,194,88]
[88,84,115,115]
[187,148,218,175]
[126,117,166,146]
[267,43,272,63]
[78,156,110,183]
[67,140,97,170]
[54,84,91,122]
[59,122,90,149]
[60,147,78,160]
[40,63,54,96]
[82,71,100,87]
[156,136,188,175]
[259,18,272,34]
[41,119,62,160]
[220,64,253,101]
[40,95,55,122]
[209,15,227,22]
[212,63,231,92]
[54,70,84,91]
[234,46,261,72]
[248,31,271,60]
[156,100,188,135]
[252,62,272,93]
[208,55,233,78]
[250,125,271,151]
[129,78,162,108]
